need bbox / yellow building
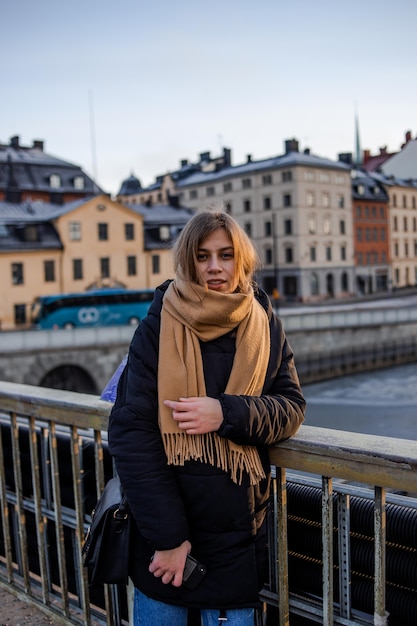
[0,194,193,330]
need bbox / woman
[108,209,306,626]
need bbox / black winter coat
[108,281,305,610]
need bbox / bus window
[31,289,154,329]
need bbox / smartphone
[182,554,207,590]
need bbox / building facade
[351,171,391,293]
[174,139,355,301]
[0,135,103,203]
[0,194,193,330]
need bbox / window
[340,220,345,235]
[381,228,386,241]
[306,192,315,207]
[322,193,330,208]
[413,217,417,232]
[340,246,346,261]
[338,195,345,208]
[284,219,292,235]
[394,242,399,257]
[403,195,407,208]
[326,246,332,261]
[44,260,55,282]
[223,182,232,193]
[358,252,363,265]
[323,217,331,234]
[282,170,292,182]
[283,194,291,207]
[262,174,272,185]
[412,197,416,209]
[225,201,232,214]
[127,255,137,276]
[152,254,160,274]
[320,172,330,183]
[380,207,385,218]
[405,241,409,256]
[14,304,26,326]
[206,186,215,196]
[393,216,398,231]
[12,263,24,285]
[50,174,61,188]
[73,176,84,190]
[73,259,83,280]
[308,216,316,234]
[243,199,251,213]
[310,272,319,295]
[404,217,408,231]
[310,246,316,262]
[335,174,345,184]
[393,194,397,207]
[160,225,170,241]
[98,223,108,241]
[244,222,252,237]
[69,221,81,241]
[357,227,362,241]
[125,223,135,240]
[305,171,315,181]
[24,225,39,242]
[100,257,110,278]
[372,206,377,218]
[365,228,370,241]
[265,248,273,264]
[263,196,271,210]
[265,221,272,237]
[373,228,378,241]
[190,190,198,199]
[356,206,361,218]
[285,247,293,263]
[242,178,252,189]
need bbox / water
[302,362,417,441]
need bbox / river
[302,362,417,441]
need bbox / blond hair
[173,206,260,292]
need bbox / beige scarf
[158,278,270,485]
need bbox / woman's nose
[208,255,221,271]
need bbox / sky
[2,0,417,197]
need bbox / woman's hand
[164,397,223,434]
[149,540,191,587]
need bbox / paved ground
[0,587,53,626]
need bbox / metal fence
[0,381,416,625]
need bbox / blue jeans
[134,588,255,625]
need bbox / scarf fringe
[162,432,266,486]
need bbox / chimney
[304,148,310,155]
[284,138,299,154]
[247,154,252,163]
[10,135,20,148]
[223,147,232,167]
[338,152,353,165]
[199,151,210,163]
[379,146,387,155]
[32,140,44,150]
[180,159,188,167]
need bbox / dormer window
[50,174,61,188]
[73,176,84,190]
[160,225,170,241]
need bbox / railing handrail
[1,380,417,626]
[1,380,416,494]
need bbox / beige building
[1,194,192,330]
[384,180,417,288]
[175,140,355,301]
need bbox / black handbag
[82,476,131,585]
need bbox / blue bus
[31,288,154,329]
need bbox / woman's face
[196,228,238,294]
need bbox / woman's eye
[197,254,207,261]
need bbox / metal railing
[0,381,416,625]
